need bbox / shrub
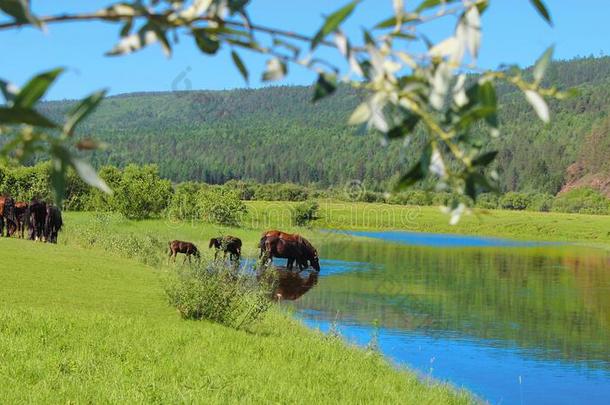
[527,193,554,212]
[253,183,309,201]
[292,200,319,226]
[113,165,173,219]
[198,187,247,226]
[167,182,205,220]
[165,261,274,329]
[475,193,500,209]
[499,192,531,210]
[552,188,610,215]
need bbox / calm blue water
[343,230,559,248]
[289,230,610,404]
[302,318,610,405]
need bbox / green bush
[527,193,555,212]
[499,192,531,210]
[552,188,610,215]
[165,262,274,329]
[475,193,500,209]
[198,186,247,226]
[292,200,319,226]
[253,182,310,201]
[167,181,205,220]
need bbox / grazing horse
[26,199,47,241]
[168,240,201,264]
[0,195,17,237]
[262,231,320,272]
[14,202,28,239]
[44,205,63,244]
[209,236,242,262]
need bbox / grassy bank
[0,237,473,403]
[243,200,610,247]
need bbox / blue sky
[1,0,609,100]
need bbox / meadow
[1,221,474,403]
[3,200,609,403]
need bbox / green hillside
[40,56,610,194]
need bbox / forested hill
[40,56,610,194]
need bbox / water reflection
[282,236,610,404]
[271,268,319,301]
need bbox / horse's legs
[287,258,294,270]
[0,217,4,237]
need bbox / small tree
[292,201,320,226]
[168,181,205,220]
[117,165,172,219]
[198,187,247,226]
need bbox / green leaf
[230,50,249,84]
[311,0,359,50]
[49,145,71,205]
[394,162,424,190]
[0,0,41,26]
[0,106,58,128]
[529,0,552,26]
[465,172,497,200]
[70,157,113,195]
[387,113,420,139]
[312,73,337,102]
[471,150,498,167]
[13,68,63,108]
[394,144,432,190]
[479,81,498,128]
[193,29,220,54]
[64,90,107,137]
[533,45,554,83]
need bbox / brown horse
[261,231,320,272]
[168,240,201,264]
[14,202,28,239]
[209,236,242,262]
[0,195,17,237]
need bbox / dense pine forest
[39,56,610,195]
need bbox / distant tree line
[1,163,608,222]
[33,56,610,197]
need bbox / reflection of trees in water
[301,241,610,367]
[271,268,319,301]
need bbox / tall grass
[165,260,275,329]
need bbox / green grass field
[3,201,607,403]
[244,200,610,248]
[0,236,473,403]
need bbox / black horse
[209,236,242,262]
[44,205,63,244]
[26,199,47,241]
[0,195,17,237]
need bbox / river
[281,231,610,404]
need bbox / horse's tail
[209,238,216,249]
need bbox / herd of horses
[169,230,320,272]
[0,196,63,243]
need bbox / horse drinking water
[209,236,242,262]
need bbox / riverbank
[243,200,610,248]
[0,237,474,403]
